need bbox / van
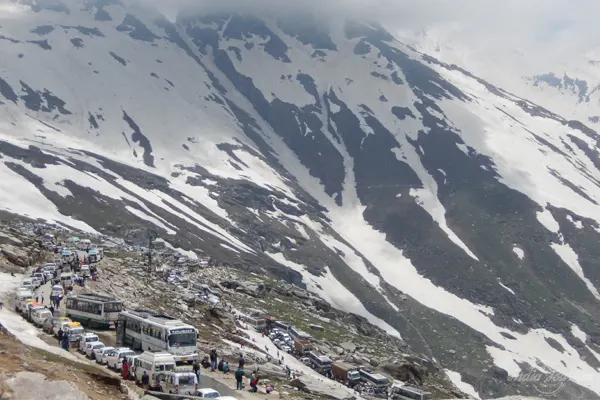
[14,291,33,311]
[51,285,64,298]
[32,309,53,327]
[26,303,44,322]
[65,322,85,346]
[134,351,176,388]
[80,265,91,278]
[18,298,35,314]
[60,273,73,288]
[159,368,198,395]
[21,279,35,291]
[53,319,73,336]
[78,333,100,353]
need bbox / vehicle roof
[196,388,219,394]
[138,351,175,361]
[82,332,98,336]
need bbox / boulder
[0,232,23,247]
[379,361,428,385]
[1,248,29,268]
[289,378,311,393]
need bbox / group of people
[202,349,276,393]
[56,328,71,351]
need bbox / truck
[331,361,361,386]
[293,338,313,355]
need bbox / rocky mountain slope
[3,0,600,398]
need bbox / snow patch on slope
[265,251,402,339]
[445,369,481,399]
[512,246,525,260]
[550,242,600,300]
[0,161,97,233]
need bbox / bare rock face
[7,371,90,400]
[0,232,24,247]
[1,246,30,268]
[379,360,429,385]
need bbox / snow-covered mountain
[3,0,600,398]
[404,26,600,130]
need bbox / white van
[51,284,64,298]
[134,351,176,388]
[21,279,35,291]
[15,290,33,310]
[159,369,198,395]
[78,333,100,353]
[32,309,53,327]
[80,265,91,278]
[60,273,73,288]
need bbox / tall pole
[147,229,157,283]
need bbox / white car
[95,346,115,364]
[194,388,221,398]
[85,342,105,358]
[78,333,100,353]
[21,279,34,291]
[31,309,53,327]
[105,348,135,371]
[30,277,42,289]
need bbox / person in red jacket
[122,358,130,380]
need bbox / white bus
[117,309,198,363]
[65,294,122,329]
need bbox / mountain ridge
[2,1,600,398]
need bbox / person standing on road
[193,360,201,382]
[141,371,150,390]
[210,349,217,371]
[57,328,64,344]
[234,367,245,390]
[61,337,69,351]
[238,353,245,369]
[41,295,44,305]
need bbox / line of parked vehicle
[265,326,431,400]
[13,272,236,399]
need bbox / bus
[65,294,122,329]
[117,309,198,363]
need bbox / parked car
[52,319,73,336]
[105,348,136,371]
[95,346,115,363]
[158,370,198,395]
[85,342,105,359]
[31,308,53,327]
[194,388,221,398]
[96,346,115,365]
[78,333,100,353]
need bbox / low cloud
[137,0,598,73]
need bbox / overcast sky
[141,0,598,75]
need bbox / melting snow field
[0,273,79,361]
[445,369,480,399]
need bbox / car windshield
[86,336,99,342]
[204,392,219,398]
[168,330,196,347]
[94,344,104,349]
[155,364,175,372]
[120,351,135,358]
[178,375,195,385]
